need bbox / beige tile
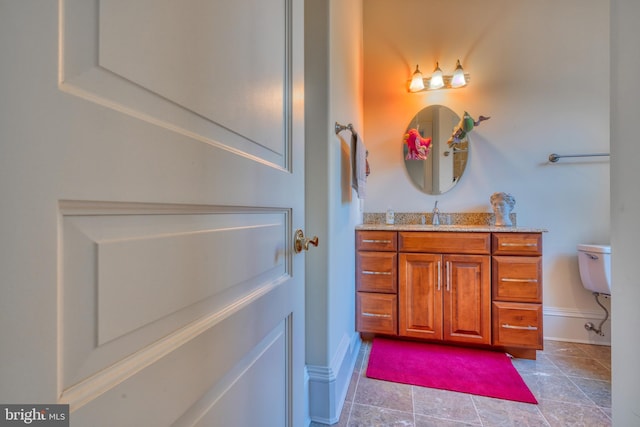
[336,401,351,427]
[546,354,611,381]
[541,340,589,358]
[353,341,370,374]
[512,354,562,376]
[472,396,548,427]
[348,403,414,427]
[345,371,358,402]
[538,399,611,427]
[354,376,414,413]
[577,342,613,370]
[596,357,611,370]
[310,401,351,427]
[414,414,481,426]
[359,342,372,378]
[519,372,592,405]
[412,387,481,425]
[575,343,611,360]
[568,376,611,408]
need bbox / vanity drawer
[398,232,491,255]
[492,233,542,256]
[357,251,397,293]
[357,230,397,252]
[356,292,397,335]
[492,256,542,302]
[492,301,543,349]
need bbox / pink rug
[366,338,537,404]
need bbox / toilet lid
[577,244,611,254]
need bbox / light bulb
[429,62,444,90]
[451,59,467,88]
[409,64,425,92]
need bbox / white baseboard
[544,305,611,346]
[304,368,311,427]
[306,333,361,424]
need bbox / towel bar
[548,153,609,162]
[335,122,355,135]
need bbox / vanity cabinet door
[444,254,492,345]
[399,253,491,345]
[398,253,443,340]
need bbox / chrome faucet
[432,200,440,225]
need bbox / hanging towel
[351,132,369,199]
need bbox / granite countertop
[356,224,547,233]
[359,212,547,233]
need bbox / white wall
[611,0,640,424]
[328,0,363,365]
[305,0,364,423]
[363,0,611,344]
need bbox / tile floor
[312,340,611,426]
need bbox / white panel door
[0,1,306,426]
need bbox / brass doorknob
[294,229,319,253]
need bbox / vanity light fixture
[408,60,470,92]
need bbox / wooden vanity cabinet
[398,232,492,345]
[355,228,544,359]
[355,231,398,335]
[491,233,544,355]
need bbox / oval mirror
[403,105,469,195]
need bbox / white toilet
[577,244,612,295]
[577,244,611,336]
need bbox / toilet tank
[577,244,611,295]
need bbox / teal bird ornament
[448,112,490,146]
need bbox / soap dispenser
[386,208,395,225]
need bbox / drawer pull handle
[437,261,441,291]
[500,243,537,247]
[362,312,391,318]
[362,239,392,244]
[501,278,538,283]
[501,323,538,331]
[362,271,392,275]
